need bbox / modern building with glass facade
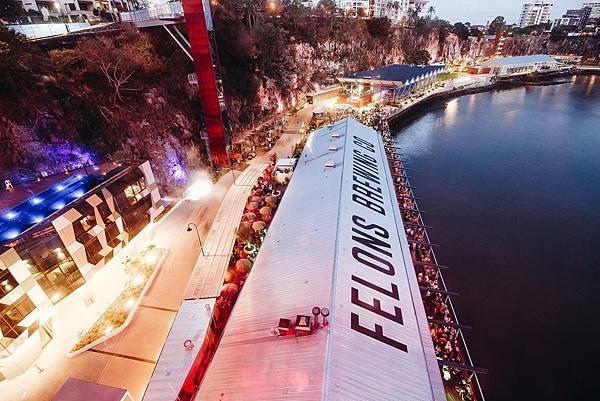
[0,161,163,380]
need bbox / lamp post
[227,152,237,186]
[187,223,205,256]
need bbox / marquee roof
[338,64,445,86]
[195,117,445,401]
[481,54,558,67]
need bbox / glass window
[0,271,18,298]
[105,222,121,247]
[0,294,35,338]
[97,202,112,220]
[124,178,147,205]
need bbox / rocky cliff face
[2,17,597,192]
[502,35,599,58]
[0,26,205,193]
[221,23,597,130]
[220,26,493,128]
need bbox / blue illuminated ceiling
[0,175,105,243]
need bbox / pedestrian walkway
[183,164,268,300]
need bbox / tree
[488,15,505,35]
[407,4,423,28]
[241,0,261,30]
[427,5,435,19]
[0,25,46,100]
[366,17,391,40]
[453,22,470,41]
[56,27,164,103]
[317,0,336,14]
[405,49,431,65]
[0,0,25,22]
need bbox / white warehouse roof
[482,54,558,67]
[195,117,445,401]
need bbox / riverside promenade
[384,73,493,124]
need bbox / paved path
[183,164,267,300]
[0,104,309,401]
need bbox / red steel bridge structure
[123,0,229,168]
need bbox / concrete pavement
[0,105,311,401]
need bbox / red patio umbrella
[220,283,239,298]
[235,258,252,274]
[259,206,272,216]
[264,195,275,206]
[252,221,267,232]
[237,222,252,240]
[243,212,257,221]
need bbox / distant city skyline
[429,0,585,25]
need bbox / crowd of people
[381,123,478,401]
[231,118,287,162]
[307,104,383,132]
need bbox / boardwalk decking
[183,163,268,300]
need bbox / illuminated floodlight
[3,211,18,220]
[39,308,53,324]
[143,251,159,265]
[51,293,61,302]
[93,166,100,171]
[32,215,44,223]
[75,174,83,179]
[31,197,43,205]
[133,275,144,286]
[125,298,135,309]
[104,325,114,334]
[53,201,65,210]
[184,175,212,201]
[56,184,65,191]
[72,190,84,198]
[4,230,20,240]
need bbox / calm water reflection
[393,75,600,401]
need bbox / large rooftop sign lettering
[325,123,444,401]
[195,118,445,401]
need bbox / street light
[187,222,205,256]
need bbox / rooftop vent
[324,160,335,171]
[328,145,337,153]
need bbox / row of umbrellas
[221,167,281,299]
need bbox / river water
[392,75,600,401]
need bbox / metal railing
[120,2,183,22]
[380,120,486,401]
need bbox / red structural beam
[182,0,228,167]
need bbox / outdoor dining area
[381,127,480,401]
[230,117,287,163]
[173,162,290,397]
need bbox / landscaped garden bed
[68,245,166,356]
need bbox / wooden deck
[183,163,268,300]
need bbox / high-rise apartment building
[333,0,427,21]
[582,2,600,18]
[518,2,553,27]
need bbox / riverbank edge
[386,70,598,130]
